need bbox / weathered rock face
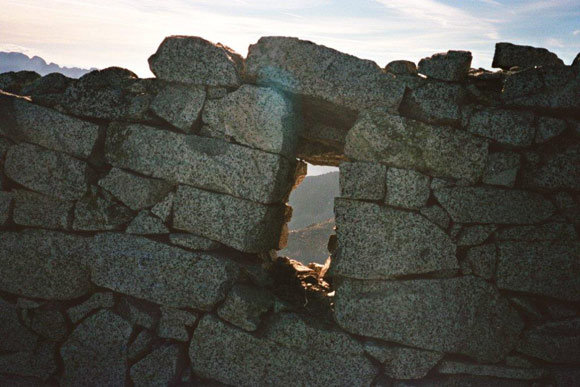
[464,107,535,147]
[150,83,206,132]
[418,50,472,81]
[516,318,580,364]
[364,342,443,380]
[130,344,181,386]
[149,36,242,87]
[345,109,488,182]
[399,81,464,125]
[245,36,405,128]
[521,144,580,191]
[12,189,73,230]
[492,42,564,70]
[334,277,524,362]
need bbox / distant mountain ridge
[287,171,339,230]
[0,52,95,78]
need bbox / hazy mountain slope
[287,171,339,230]
[0,52,95,78]
[280,218,335,265]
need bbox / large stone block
[190,315,377,387]
[492,42,564,70]
[434,187,554,224]
[85,233,238,309]
[202,85,300,157]
[72,187,133,231]
[149,36,242,87]
[385,167,430,209]
[516,318,580,364]
[150,83,206,132]
[521,144,580,191]
[332,199,457,279]
[105,123,295,204]
[245,36,405,128]
[0,230,91,300]
[4,143,89,200]
[339,162,386,201]
[399,81,464,125]
[465,107,535,147]
[364,342,443,380]
[173,185,287,253]
[0,299,38,353]
[0,192,12,225]
[130,344,181,387]
[345,108,488,182]
[417,50,472,81]
[496,241,580,301]
[334,277,524,362]
[12,189,73,230]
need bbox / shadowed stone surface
[492,42,564,70]
[482,152,520,187]
[418,51,472,81]
[150,83,206,132]
[4,143,89,200]
[345,109,488,182]
[465,108,535,147]
[522,144,580,191]
[130,344,181,387]
[158,306,198,341]
[0,342,57,381]
[0,192,11,225]
[339,162,386,200]
[536,116,567,143]
[126,210,169,235]
[86,233,238,309]
[385,60,417,75]
[72,187,133,231]
[12,189,73,230]
[400,81,463,125]
[0,231,90,300]
[456,225,497,246]
[173,185,287,253]
[60,310,132,387]
[0,299,38,352]
[202,85,300,157]
[434,187,554,224]
[334,277,524,362]
[496,222,577,241]
[30,310,67,342]
[169,233,222,251]
[364,342,443,380]
[217,284,274,331]
[496,241,580,301]
[151,192,174,222]
[333,199,457,279]
[465,244,496,280]
[105,123,295,204]
[149,36,242,87]
[67,292,115,324]
[437,360,547,380]
[420,205,450,229]
[516,318,580,364]
[190,315,377,387]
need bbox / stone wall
[0,36,579,386]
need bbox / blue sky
[1,0,579,78]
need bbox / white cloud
[574,29,580,36]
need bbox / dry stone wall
[0,36,579,386]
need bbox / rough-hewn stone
[419,205,450,229]
[334,276,524,362]
[465,244,496,280]
[126,210,169,235]
[130,344,181,387]
[86,233,238,309]
[67,292,115,324]
[364,342,443,380]
[517,318,580,364]
[339,162,386,200]
[118,297,156,329]
[456,225,496,246]
[151,192,174,222]
[0,299,38,352]
[0,191,13,225]
[418,51,472,81]
[434,187,554,224]
[72,187,133,231]
[333,199,457,279]
[169,233,222,251]
[385,168,430,209]
[173,185,286,253]
[437,360,547,380]
[60,310,132,387]
[522,144,580,191]
[385,60,417,75]
[0,342,57,381]
[29,310,67,342]
[400,81,463,125]
[202,85,300,157]
[465,108,535,147]
[150,83,205,132]
[217,284,274,331]
[98,168,173,211]
[12,189,73,230]
[149,36,242,87]
[536,116,567,143]
[345,109,488,182]
[492,42,564,70]
[496,241,580,301]
[128,329,154,361]
[158,306,198,341]
[496,222,577,241]
[0,230,90,300]
[4,143,89,200]
[482,152,520,187]
[105,123,295,204]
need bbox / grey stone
[456,225,496,246]
[364,343,443,379]
[434,187,554,224]
[0,191,12,225]
[496,241,580,301]
[482,152,520,187]
[333,199,457,279]
[465,244,496,280]
[496,222,577,241]
[4,143,89,200]
[437,360,547,380]
[522,144,580,190]
[169,233,222,251]
[536,116,567,143]
[0,71,40,94]
[105,123,296,204]
[131,344,181,387]
[552,367,580,387]
[465,108,535,147]
[60,310,132,387]
[245,36,405,128]
[86,233,238,309]
[72,187,133,231]
[217,284,274,331]
[190,315,377,387]
[0,375,48,387]
[118,297,156,329]
[0,299,38,352]
[20,72,72,106]
[492,42,564,70]
[420,205,450,229]
[158,306,198,341]
[126,210,169,235]
[517,318,580,364]
[509,296,543,320]
[173,185,286,253]
[417,50,472,81]
[12,189,73,230]
[128,329,154,361]
[98,168,173,211]
[151,192,174,222]
[0,98,99,159]
[504,355,535,368]
[334,276,524,362]
[29,310,67,342]
[345,109,488,182]
[393,375,528,387]
[16,298,42,309]
[339,162,386,200]
[67,292,115,324]
[385,60,417,75]
[553,192,580,224]
[202,85,300,157]
[149,36,241,87]
[545,301,578,319]
[151,83,206,132]
[400,81,463,125]
[385,168,430,209]
[0,230,91,300]
[0,341,57,381]
[207,86,228,99]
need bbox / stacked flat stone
[0,37,578,386]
